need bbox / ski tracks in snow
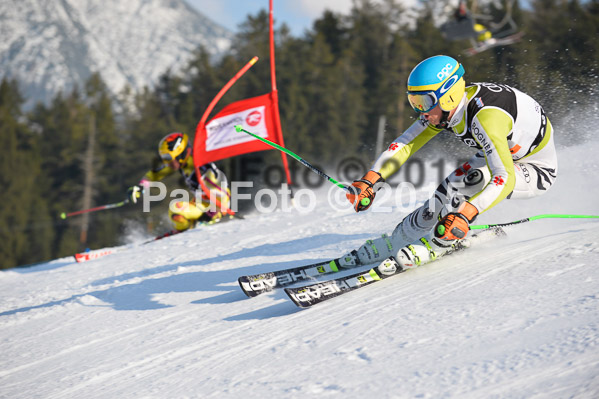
[1,201,598,397]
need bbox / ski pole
[234,125,371,207]
[235,125,346,189]
[60,199,129,220]
[471,214,599,230]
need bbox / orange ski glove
[346,170,385,212]
[435,202,479,241]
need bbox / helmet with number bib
[407,55,466,113]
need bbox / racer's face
[422,104,444,125]
[422,104,457,126]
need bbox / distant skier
[127,132,231,231]
[453,0,492,44]
[441,0,522,56]
[344,55,557,269]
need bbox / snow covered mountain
[1,137,598,397]
[0,0,233,109]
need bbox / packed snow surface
[1,142,598,398]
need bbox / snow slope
[1,141,598,398]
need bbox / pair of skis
[239,255,406,308]
[464,31,525,56]
[238,227,505,308]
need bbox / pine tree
[0,79,54,268]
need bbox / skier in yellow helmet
[128,132,231,231]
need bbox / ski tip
[237,276,269,298]
[237,276,255,298]
[284,288,311,308]
[237,271,280,298]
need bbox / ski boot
[395,234,457,270]
[337,233,409,268]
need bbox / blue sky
[186,0,356,36]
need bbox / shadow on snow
[0,233,369,318]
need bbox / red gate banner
[193,93,283,165]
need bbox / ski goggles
[407,92,439,113]
[407,64,465,113]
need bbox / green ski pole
[235,125,372,207]
[471,214,599,230]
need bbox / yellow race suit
[141,156,230,231]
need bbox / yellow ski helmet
[474,24,492,42]
[407,55,466,113]
[158,132,190,162]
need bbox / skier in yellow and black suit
[341,55,557,269]
[128,132,231,232]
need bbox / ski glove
[435,202,479,241]
[127,185,143,204]
[346,170,385,212]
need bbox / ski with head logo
[284,257,404,307]
[238,251,360,297]
[285,227,506,308]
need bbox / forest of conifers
[1,0,597,268]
